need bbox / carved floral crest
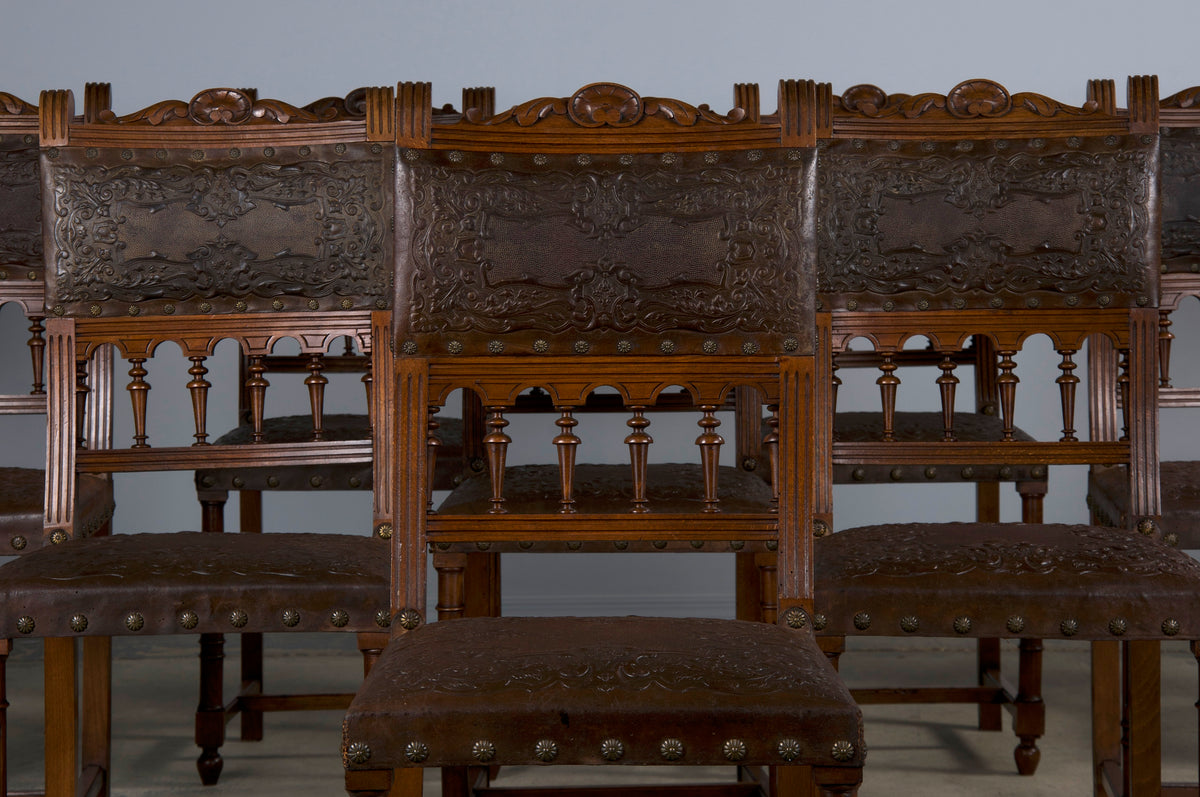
[838,79,1100,120]
[97,88,333,127]
[0,93,36,117]
[465,83,747,128]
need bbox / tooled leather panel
[1161,128,1200,271]
[437,463,774,515]
[817,136,1157,310]
[0,468,112,542]
[0,136,41,273]
[396,148,814,357]
[46,143,392,315]
[833,411,1036,443]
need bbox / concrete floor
[5,635,1197,795]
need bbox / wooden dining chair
[1089,84,1200,553]
[796,76,1200,796]
[342,79,864,797]
[0,85,401,796]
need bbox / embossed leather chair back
[343,82,864,796]
[815,77,1161,521]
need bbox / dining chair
[1089,83,1200,552]
[795,76,1200,796]
[342,79,864,797]
[0,84,398,796]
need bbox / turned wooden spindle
[433,552,468,620]
[244,354,269,443]
[27,316,45,395]
[696,404,723,513]
[996,349,1019,442]
[127,357,151,449]
[876,351,899,442]
[483,407,510,514]
[936,352,958,441]
[305,353,328,441]
[362,368,373,426]
[187,355,211,446]
[625,406,652,514]
[426,406,442,513]
[75,358,89,449]
[830,354,841,415]
[1056,349,1079,442]
[763,403,780,511]
[1159,309,1174,389]
[553,407,580,514]
[1117,347,1131,443]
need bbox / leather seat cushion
[816,522,1200,640]
[343,615,864,768]
[0,531,387,636]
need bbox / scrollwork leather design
[817,136,1154,307]
[0,140,41,266]
[400,150,810,344]
[1160,128,1200,266]
[47,144,391,309]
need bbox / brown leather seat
[0,468,113,553]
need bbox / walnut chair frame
[801,76,1200,797]
[342,80,864,797]
[0,85,401,796]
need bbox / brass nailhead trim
[899,616,919,633]
[472,740,496,763]
[346,742,371,765]
[375,609,391,628]
[1163,619,1181,636]
[50,530,69,545]
[178,611,199,629]
[281,609,301,627]
[405,741,429,763]
[330,610,350,628]
[398,610,422,630]
[70,614,88,633]
[16,616,34,634]
[10,535,26,551]
[723,739,747,762]
[375,523,393,539]
[853,612,871,630]
[953,616,972,634]
[229,610,248,628]
[1109,617,1128,636]
[600,739,625,761]
[125,612,145,632]
[660,739,684,761]
[812,613,828,631]
[534,739,558,762]
[831,740,856,762]
[1006,616,1026,633]
[784,607,809,629]
[777,738,802,762]
[1060,618,1079,637]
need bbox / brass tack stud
[398,610,422,630]
[660,739,684,761]
[1060,618,1079,637]
[306,299,319,310]
[281,609,301,627]
[765,540,778,552]
[741,340,759,355]
[532,154,548,165]
[50,530,69,545]
[953,616,972,634]
[723,739,747,762]
[472,740,496,763]
[899,616,919,633]
[600,739,625,761]
[960,467,976,479]
[532,339,550,353]
[813,519,830,537]
[234,300,247,312]
[777,738,802,762]
[340,297,353,310]
[1109,618,1128,636]
[348,476,362,488]
[1162,618,1181,637]
[309,475,324,488]
[852,612,871,631]
[534,739,558,762]
[889,467,904,481]
[573,340,590,354]
[813,613,828,631]
[178,610,199,630]
[998,466,1013,479]
[702,339,718,354]
[729,540,745,551]
[266,475,280,488]
[1031,466,1047,479]
[447,340,464,355]
[477,541,493,551]
[229,610,248,628]
[401,340,418,355]
[405,741,429,763]
[199,302,213,313]
[16,616,34,634]
[374,609,391,628]
[784,607,809,629]
[924,467,937,479]
[231,476,245,488]
[783,336,799,352]
[1165,532,1180,547]
[125,612,145,632]
[851,468,866,481]
[330,610,350,628]
[689,540,704,549]
[272,299,284,311]
[1137,518,1156,536]
[831,740,856,762]
[11,535,26,551]
[70,614,88,633]
[519,541,535,550]
[1006,616,1026,633]
[375,523,393,540]
[652,540,668,550]
[487,340,504,354]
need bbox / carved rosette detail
[470,83,748,128]
[838,80,1101,120]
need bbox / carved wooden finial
[365,85,395,142]
[83,82,111,123]
[734,83,760,124]
[1128,75,1160,133]
[39,89,74,146]
[779,79,830,147]
[462,86,495,119]
[396,81,432,147]
[1086,79,1116,115]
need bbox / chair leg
[819,636,845,670]
[442,766,471,797]
[1123,640,1161,796]
[45,637,78,797]
[195,632,226,785]
[975,482,1004,733]
[357,632,389,676]
[1093,640,1122,797]
[82,636,112,797]
[0,638,10,797]
[238,490,266,741]
[1012,637,1045,775]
